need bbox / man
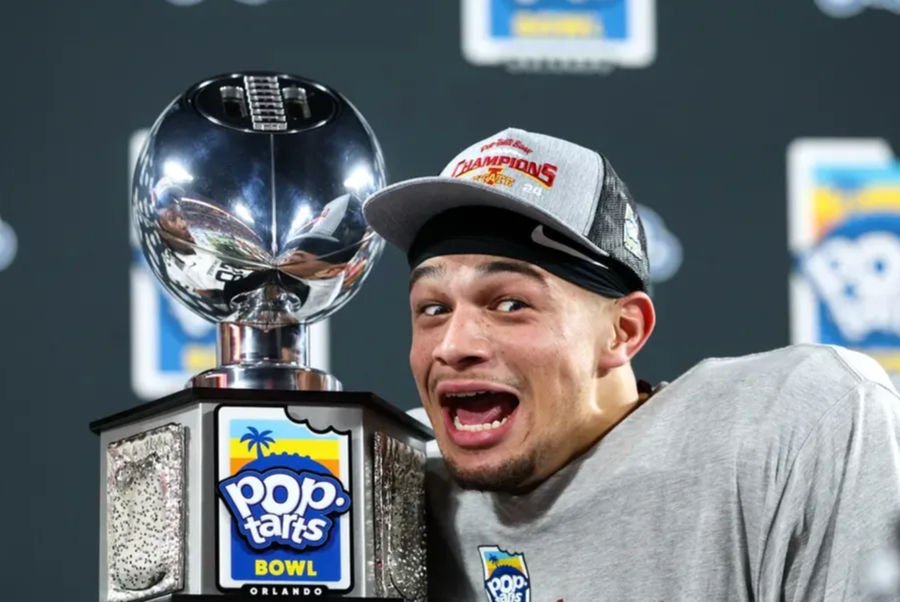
[363,128,900,601]
[279,193,367,281]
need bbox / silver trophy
[133,72,384,391]
[92,73,430,601]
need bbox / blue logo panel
[217,407,353,591]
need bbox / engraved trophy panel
[99,406,205,602]
[372,433,426,601]
[106,424,186,602]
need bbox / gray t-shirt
[425,345,900,601]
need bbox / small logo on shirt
[479,546,531,602]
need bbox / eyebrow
[476,260,549,288]
[409,264,443,290]
[409,259,549,290]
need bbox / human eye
[417,302,449,317]
[495,298,529,313]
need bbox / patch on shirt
[479,546,531,602]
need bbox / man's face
[409,254,616,491]
[159,206,189,237]
[279,249,346,279]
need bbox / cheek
[522,328,594,411]
[408,331,434,382]
[533,315,591,366]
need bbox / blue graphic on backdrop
[491,0,627,40]
[462,0,655,70]
[795,159,900,383]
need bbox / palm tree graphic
[241,426,276,459]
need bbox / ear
[599,292,655,369]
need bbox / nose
[432,307,490,370]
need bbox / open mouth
[438,386,520,445]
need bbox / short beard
[445,453,537,493]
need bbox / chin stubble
[445,451,538,493]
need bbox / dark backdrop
[0,1,897,598]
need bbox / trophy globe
[132,72,386,390]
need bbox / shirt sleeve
[757,381,900,601]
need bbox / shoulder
[688,343,888,381]
[651,345,898,454]
[675,343,895,409]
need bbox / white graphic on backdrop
[805,233,900,341]
[0,215,16,272]
[816,0,900,17]
[638,204,682,283]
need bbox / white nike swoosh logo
[530,225,609,269]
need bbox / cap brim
[364,176,591,254]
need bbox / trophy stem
[189,322,341,391]
[219,321,308,365]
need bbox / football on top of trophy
[132,72,386,328]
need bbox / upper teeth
[453,415,509,432]
[445,390,490,398]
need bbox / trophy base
[92,388,432,602]
[172,594,403,602]
[190,365,342,391]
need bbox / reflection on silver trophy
[132,72,385,390]
[94,73,430,602]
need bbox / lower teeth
[453,415,508,432]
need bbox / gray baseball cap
[363,127,650,289]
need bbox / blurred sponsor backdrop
[0,0,898,599]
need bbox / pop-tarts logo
[479,546,531,602]
[462,0,655,71]
[788,139,900,389]
[217,406,353,592]
[218,467,350,551]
